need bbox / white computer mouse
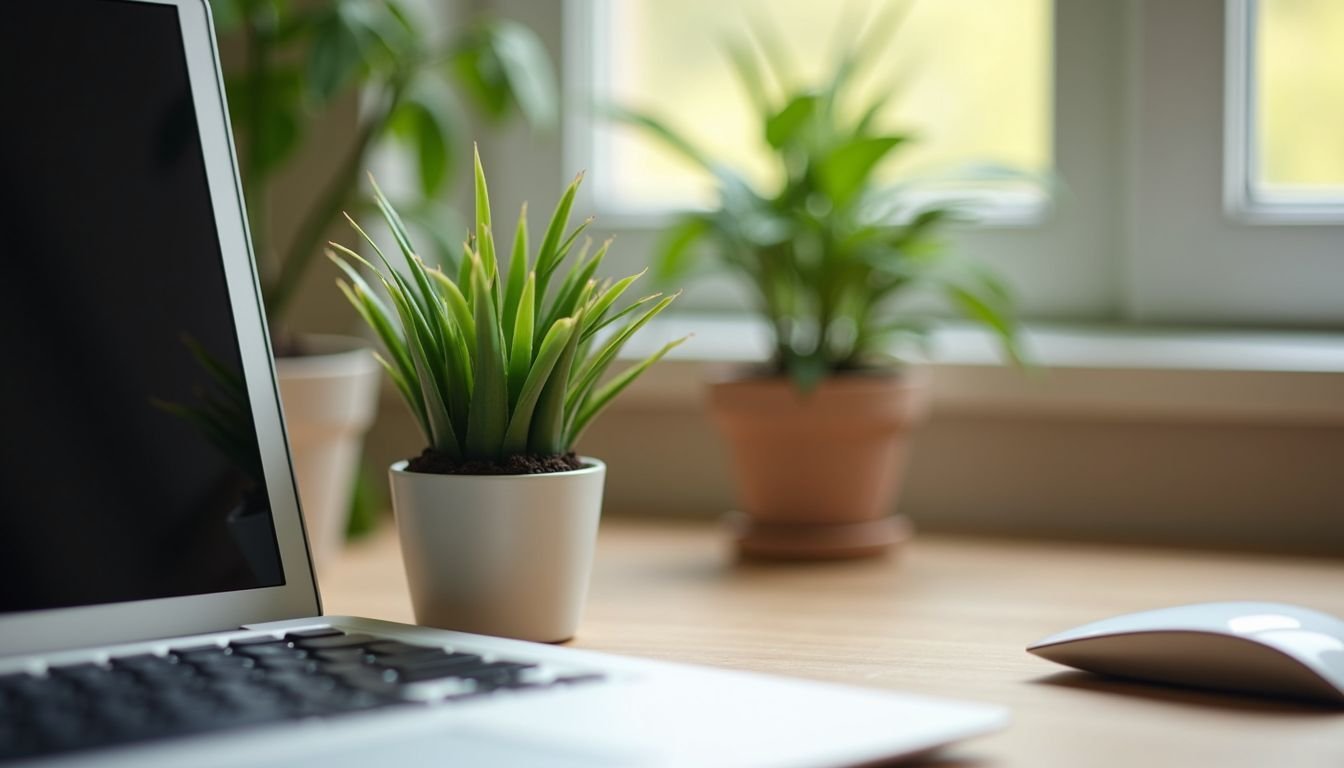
[1027,601,1344,705]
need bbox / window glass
[1255,0,1344,196]
[589,0,1053,212]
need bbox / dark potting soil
[406,449,583,476]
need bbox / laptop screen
[0,1,285,614]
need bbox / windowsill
[616,315,1344,424]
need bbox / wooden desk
[321,518,1344,767]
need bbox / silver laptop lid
[0,0,319,656]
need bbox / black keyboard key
[0,718,42,760]
[232,643,307,660]
[31,710,93,750]
[47,662,121,687]
[130,664,205,690]
[173,704,273,733]
[111,654,177,672]
[378,652,481,673]
[23,685,91,714]
[254,656,321,674]
[172,647,237,669]
[393,659,524,685]
[364,640,442,657]
[212,679,287,704]
[100,703,167,736]
[284,628,344,640]
[0,672,32,688]
[199,664,269,685]
[264,670,341,696]
[313,648,370,665]
[0,669,52,704]
[452,661,537,684]
[156,686,224,709]
[369,649,450,666]
[0,671,46,698]
[396,666,470,684]
[190,652,255,667]
[45,662,103,678]
[325,663,398,683]
[195,659,258,677]
[321,666,401,699]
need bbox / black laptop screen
[0,1,285,614]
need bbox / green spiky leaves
[330,150,685,461]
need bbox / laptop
[0,1,1007,765]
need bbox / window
[478,0,1344,325]
[1229,0,1344,218]
[1127,0,1344,324]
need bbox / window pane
[1255,0,1344,193]
[589,0,1053,212]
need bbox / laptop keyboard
[0,627,604,762]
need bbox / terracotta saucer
[726,512,913,560]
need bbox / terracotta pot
[709,371,928,559]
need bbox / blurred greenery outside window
[584,0,1344,222]
[585,0,1053,222]
[212,0,556,325]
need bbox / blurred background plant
[612,8,1024,392]
[211,0,557,331]
[212,0,557,540]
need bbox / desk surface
[321,518,1344,767]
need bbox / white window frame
[1224,0,1344,224]
[1126,0,1344,324]
[475,0,1344,327]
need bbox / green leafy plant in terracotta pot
[212,0,556,563]
[328,150,684,641]
[614,17,1023,559]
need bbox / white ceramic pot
[276,335,381,571]
[389,458,606,643]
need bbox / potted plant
[213,0,557,563]
[614,19,1024,559]
[328,150,684,641]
